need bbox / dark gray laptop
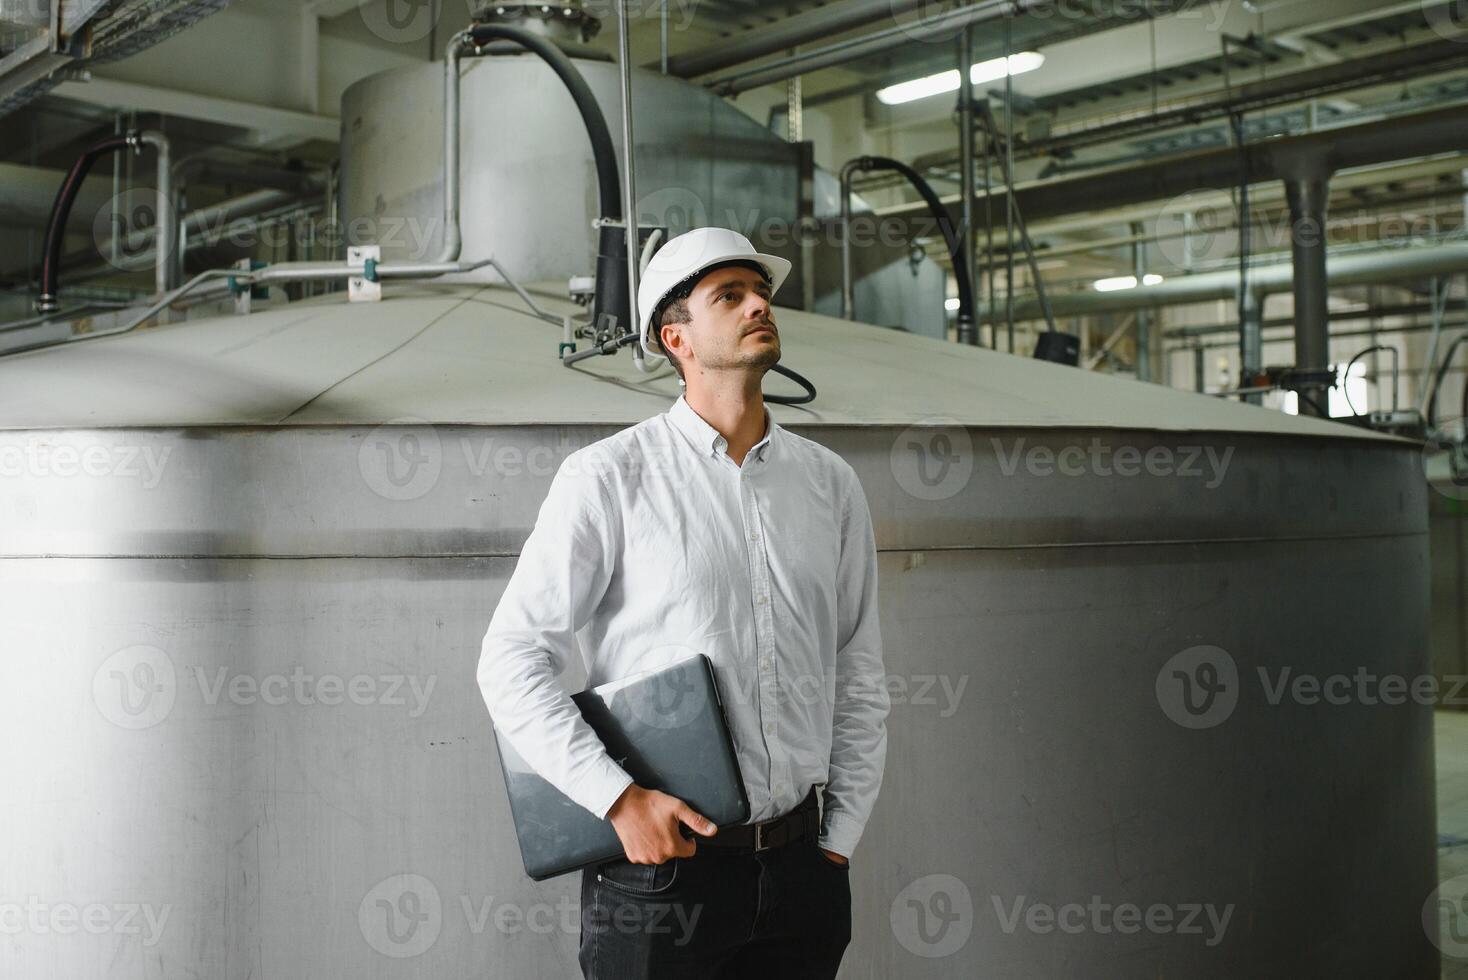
[493,653,750,881]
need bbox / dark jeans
[577,829,852,978]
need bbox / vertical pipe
[1131,220,1150,381]
[1239,287,1263,405]
[1194,345,1206,393]
[1003,14,1015,353]
[839,160,858,319]
[1285,173,1332,417]
[983,128,994,348]
[660,0,669,74]
[137,131,173,296]
[436,35,466,264]
[617,0,641,333]
[956,25,976,346]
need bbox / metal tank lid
[0,282,1397,441]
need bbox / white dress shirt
[477,393,889,859]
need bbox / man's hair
[652,259,771,382]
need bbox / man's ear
[660,321,687,360]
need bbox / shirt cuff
[574,763,636,822]
[817,809,866,860]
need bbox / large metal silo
[0,278,1436,977]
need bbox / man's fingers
[675,805,718,837]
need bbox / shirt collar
[668,393,774,462]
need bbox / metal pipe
[135,131,173,295]
[956,25,977,346]
[879,102,1468,229]
[616,0,640,346]
[995,240,1468,322]
[659,0,931,79]
[436,34,467,264]
[976,99,1054,338]
[839,159,860,319]
[705,0,1046,96]
[1284,172,1332,416]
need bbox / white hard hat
[637,226,792,360]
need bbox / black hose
[465,23,621,219]
[38,133,133,313]
[766,363,816,405]
[851,155,974,336]
[1341,344,1396,419]
[1428,333,1468,431]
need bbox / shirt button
[755,596,766,605]
[765,723,775,734]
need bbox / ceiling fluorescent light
[1093,273,1164,292]
[876,53,1044,106]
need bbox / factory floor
[1439,712,1468,978]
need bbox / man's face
[665,265,780,377]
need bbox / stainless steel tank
[0,278,1436,977]
[338,54,947,338]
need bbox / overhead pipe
[655,0,930,78]
[704,0,1051,96]
[879,102,1468,229]
[993,241,1468,323]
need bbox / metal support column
[956,25,977,345]
[1284,172,1332,417]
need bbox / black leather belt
[697,786,819,852]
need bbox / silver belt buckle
[753,819,772,852]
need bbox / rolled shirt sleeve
[477,448,635,821]
[818,462,890,859]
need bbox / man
[477,226,889,978]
